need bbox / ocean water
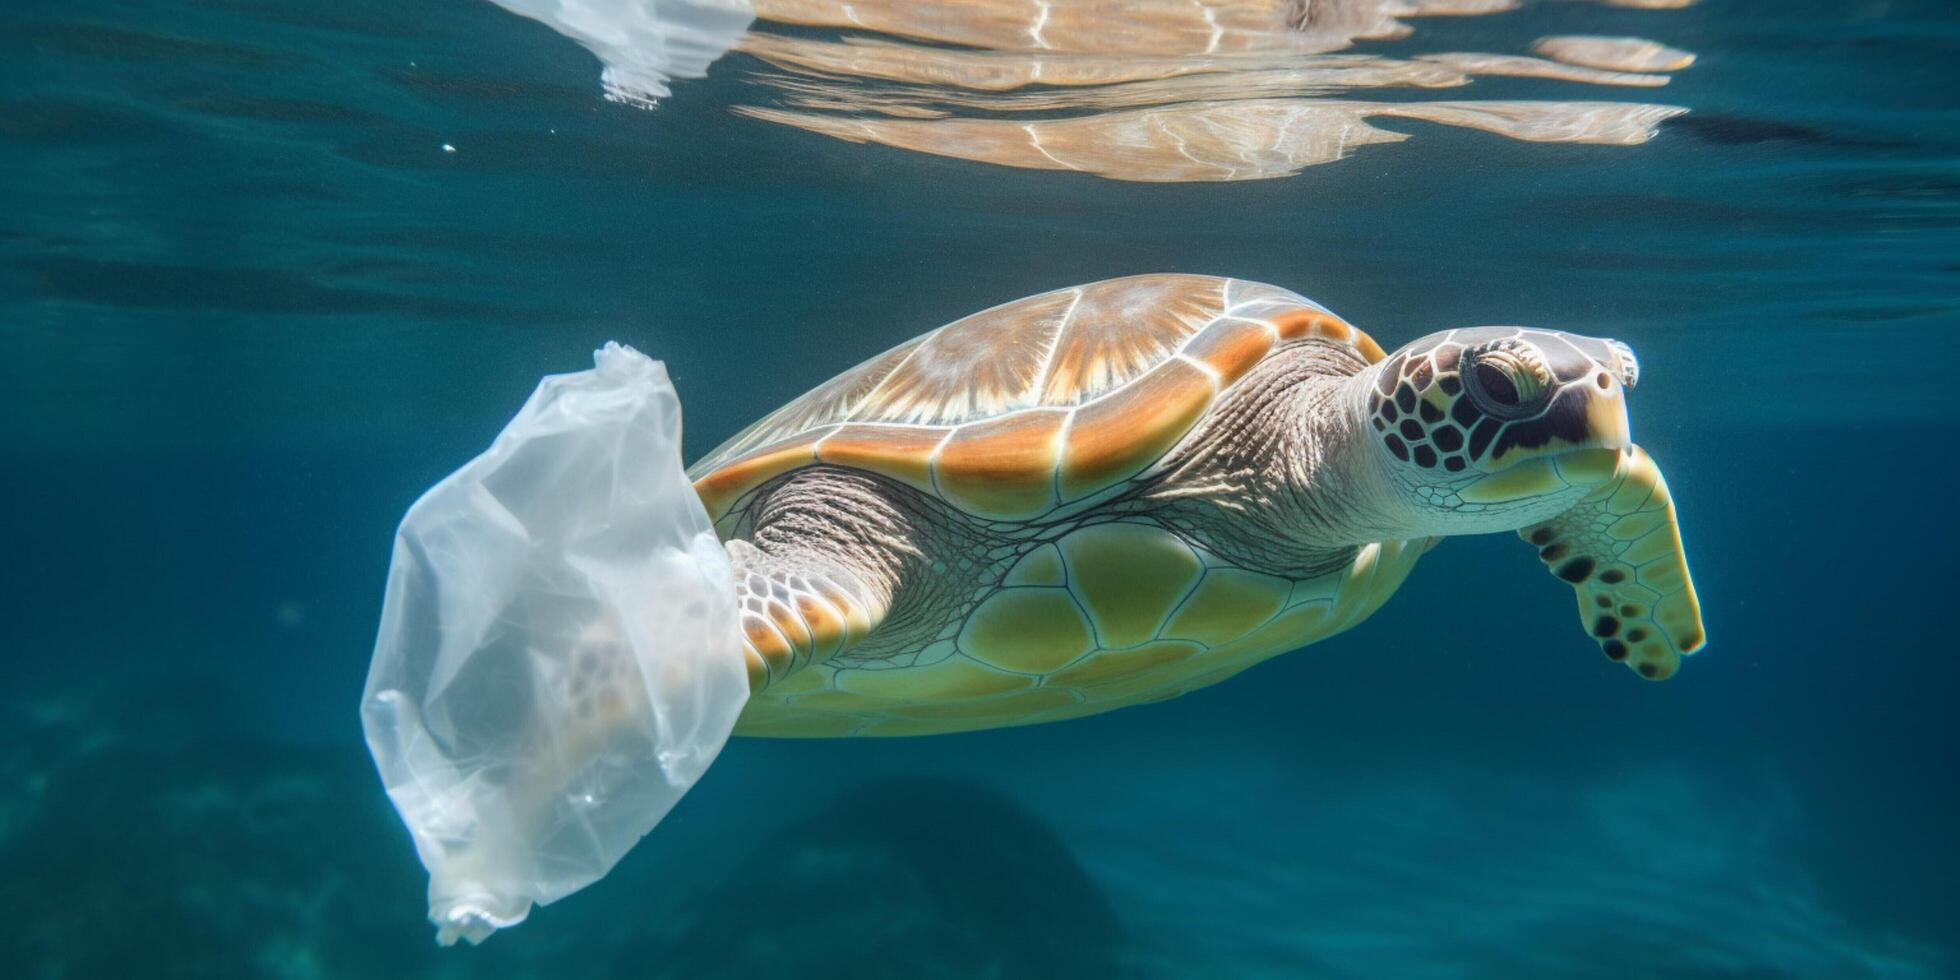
[2,0,1957,976]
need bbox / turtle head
[1359,327,1642,534]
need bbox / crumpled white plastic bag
[361,342,748,945]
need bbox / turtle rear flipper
[1521,445,1705,680]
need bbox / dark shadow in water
[643,777,1125,980]
[1668,112,1840,146]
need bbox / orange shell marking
[1183,317,1279,386]
[693,431,826,523]
[691,275,1385,522]
[816,423,944,493]
[1060,359,1215,501]
[933,409,1067,518]
[1273,307,1387,362]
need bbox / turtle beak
[1586,377,1634,454]
[1459,372,1632,505]
[1460,447,1623,504]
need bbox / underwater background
[2,0,1956,976]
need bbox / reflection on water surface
[493,0,1699,180]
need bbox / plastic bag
[361,342,749,945]
[483,0,755,107]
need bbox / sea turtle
[689,273,1705,738]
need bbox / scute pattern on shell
[690,274,1384,524]
[738,527,1429,738]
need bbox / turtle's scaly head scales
[1358,326,1640,536]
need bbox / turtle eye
[1463,343,1550,419]
[1473,361,1519,406]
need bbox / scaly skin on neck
[1132,342,1405,578]
[1282,357,1425,548]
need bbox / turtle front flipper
[728,538,891,691]
[718,467,910,694]
[1520,445,1705,680]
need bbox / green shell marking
[737,525,1427,737]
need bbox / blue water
[2,0,1956,976]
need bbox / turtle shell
[690,274,1385,526]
